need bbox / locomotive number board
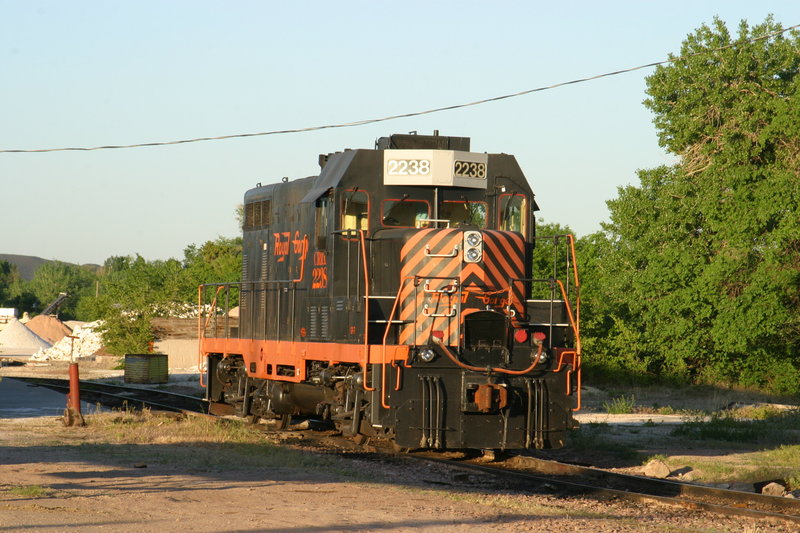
[383,150,489,189]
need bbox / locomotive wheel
[276,414,292,430]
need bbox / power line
[3,23,798,154]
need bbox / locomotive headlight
[463,231,483,263]
[465,247,482,262]
[465,231,482,248]
[418,347,437,363]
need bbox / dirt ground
[0,413,795,533]
[1,358,799,532]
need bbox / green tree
[93,238,242,355]
[26,261,97,320]
[589,17,800,393]
[0,261,21,306]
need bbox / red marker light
[431,330,444,340]
[533,332,547,342]
[514,328,529,343]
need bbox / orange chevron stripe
[400,228,435,261]
[485,230,524,272]
[399,233,462,322]
[399,231,464,345]
[484,238,520,285]
[489,235,522,280]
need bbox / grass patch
[8,485,52,498]
[669,446,800,487]
[602,395,636,414]
[671,409,800,445]
[3,410,341,475]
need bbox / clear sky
[2,1,799,265]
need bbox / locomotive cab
[200,133,581,450]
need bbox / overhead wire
[2,23,798,154]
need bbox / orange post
[63,335,85,427]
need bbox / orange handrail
[565,233,581,329]
[197,285,206,388]
[197,284,224,388]
[555,280,581,354]
[359,230,376,392]
[432,335,544,376]
[380,276,414,408]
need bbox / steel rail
[408,453,800,527]
[512,455,800,516]
[11,377,208,414]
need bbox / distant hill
[0,254,50,280]
[0,254,101,281]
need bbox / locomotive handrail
[530,233,581,333]
[509,276,581,355]
[381,276,416,408]
[199,280,296,341]
[423,280,458,294]
[415,218,450,228]
[431,335,544,376]
[358,229,375,392]
[424,244,459,258]
[422,304,457,318]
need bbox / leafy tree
[181,236,242,295]
[588,17,800,393]
[0,261,22,306]
[93,238,242,355]
[26,261,97,320]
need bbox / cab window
[315,193,331,250]
[382,198,430,227]
[440,201,487,228]
[341,190,369,231]
[498,194,527,235]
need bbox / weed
[672,410,800,446]
[602,395,636,414]
[644,454,668,465]
[727,404,785,420]
[8,485,51,498]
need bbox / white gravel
[31,320,104,361]
[0,319,51,350]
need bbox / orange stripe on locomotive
[398,228,527,347]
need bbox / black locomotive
[199,132,581,450]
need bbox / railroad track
[10,377,208,414]
[409,451,800,527]
[10,379,797,527]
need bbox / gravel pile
[25,315,72,345]
[31,321,104,361]
[0,319,52,351]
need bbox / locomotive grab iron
[199,132,582,450]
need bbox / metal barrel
[124,354,169,384]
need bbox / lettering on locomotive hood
[383,149,489,189]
